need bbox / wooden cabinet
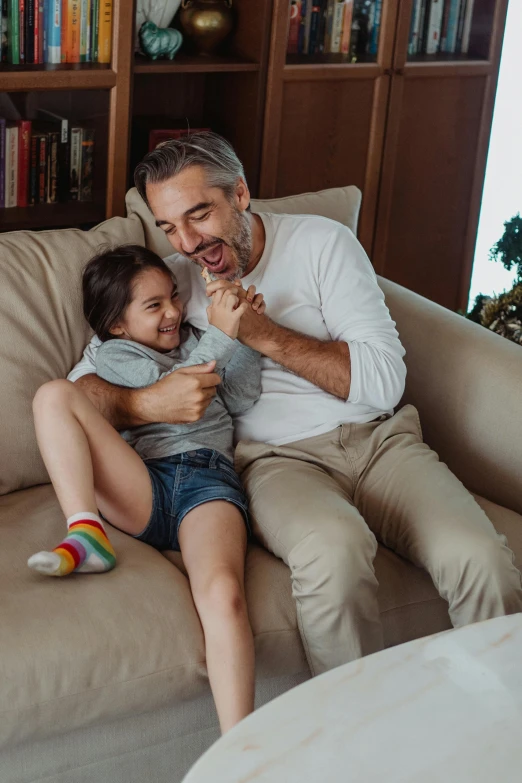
[261,0,509,312]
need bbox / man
[70,132,522,676]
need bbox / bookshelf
[261,0,509,312]
[0,0,509,314]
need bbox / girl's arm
[218,345,262,416]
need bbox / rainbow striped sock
[28,512,116,576]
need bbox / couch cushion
[5,485,520,749]
[0,215,145,496]
[125,185,362,261]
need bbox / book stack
[0,0,112,65]
[408,0,476,56]
[0,113,95,208]
[287,0,382,59]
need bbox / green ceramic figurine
[139,21,183,60]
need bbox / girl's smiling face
[110,267,182,353]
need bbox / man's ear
[235,177,251,213]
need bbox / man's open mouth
[200,243,227,275]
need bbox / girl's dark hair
[82,244,176,342]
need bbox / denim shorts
[135,448,250,552]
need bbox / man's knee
[287,523,378,604]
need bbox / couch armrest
[379,277,522,516]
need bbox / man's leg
[355,405,522,626]
[236,436,383,676]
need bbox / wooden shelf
[0,201,106,233]
[0,64,116,92]
[133,54,260,74]
[285,53,377,67]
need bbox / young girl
[28,244,263,733]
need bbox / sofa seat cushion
[4,485,521,750]
[0,215,145,497]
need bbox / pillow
[0,215,145,495]
[125,184,362,261]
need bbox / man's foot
[28,512,116,576]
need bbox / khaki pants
[235,405,522,676]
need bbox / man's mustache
[186,238,229,260]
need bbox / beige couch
[1,186,522,783]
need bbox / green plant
[488,213,522,282]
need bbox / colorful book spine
[66,0,80,62]
[8,0,20,64]
[26,0,35,63]
[60,0,67,60]
[443,0,462,53]
[17,120,31,208]
[456,0,467,52]
[84,0,92,60]
[308,2,322,54]
[46,0,61,63]
[330,0,345,54]
[418,0,429,54]
[38,0,44,62]
[439,0,450,52]
[0,118,5,209]
[97,0,111,63]
[368,0,382,55]
[69,127,82,200]
[297,0,307,54]
[461,0,475,54]
[303,0,313,53]
[426,0,443,54]
[5,125,18,209]
[80,128,94,201]
[29,134,38,205]
[46,131,59,203]
[90,0,98,60]
[38,133,48,203]
[287,0,301,55]
[340,0,354,55]
[79,0,87,60]
[0,0,5,63]
[19,0,25,63]
[324,0,335,53]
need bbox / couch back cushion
[125,185,363,260]
[0,215,145,496]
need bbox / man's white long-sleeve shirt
[69,212,406,446]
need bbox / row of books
[0,113,95,208]
[287,0,382,58]
[408,0,476,56]
[0,0,112,65]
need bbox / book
[308,1,323,54]
[29,133,38,205]
[46,0,61,63]
[37,0,44,62]
[297,0,308,54]
[316,0,328,52]
[90,0,98,60]
[46,131,59,203]
[26,0,35,63]
[0,0,7,63]
[65,0,80,62]
[461,0,475,54]
[0,118,5,208]
[287,0,301,55]
[80,0,89,61]
[456,0,467,52]
[324,0,335,52]
[418,0,429,54]
[426,0,443,54]
[60,0,67,60]
[440,0,450,52]
[19,0,25,63]
[5,124,18,208]
[36,109,70,202]
[7,0,20,64]
[330,0,345,54]
[368,0,382,55]
[303,0,313,53]
[340,0,354,55]
[37,133,48,203]
[97,0,111,63]
[443,0,461,53]
[17,120,31,207]
[79,127,94,200]
[69,126,82,200]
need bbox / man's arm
[74,364,220,428]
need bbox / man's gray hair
[134,131,247,207]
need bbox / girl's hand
[206,280,267,315]
[206,287,249,340]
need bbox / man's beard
[184,206,253,281]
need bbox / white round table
[183,614,522,782]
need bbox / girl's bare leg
[29,379,153,575]
[178,501,255,733]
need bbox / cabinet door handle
[395,68,404,76]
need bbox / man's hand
[206,280,266,314]
[140,361,221,424]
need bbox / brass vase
[179,0,235,56]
